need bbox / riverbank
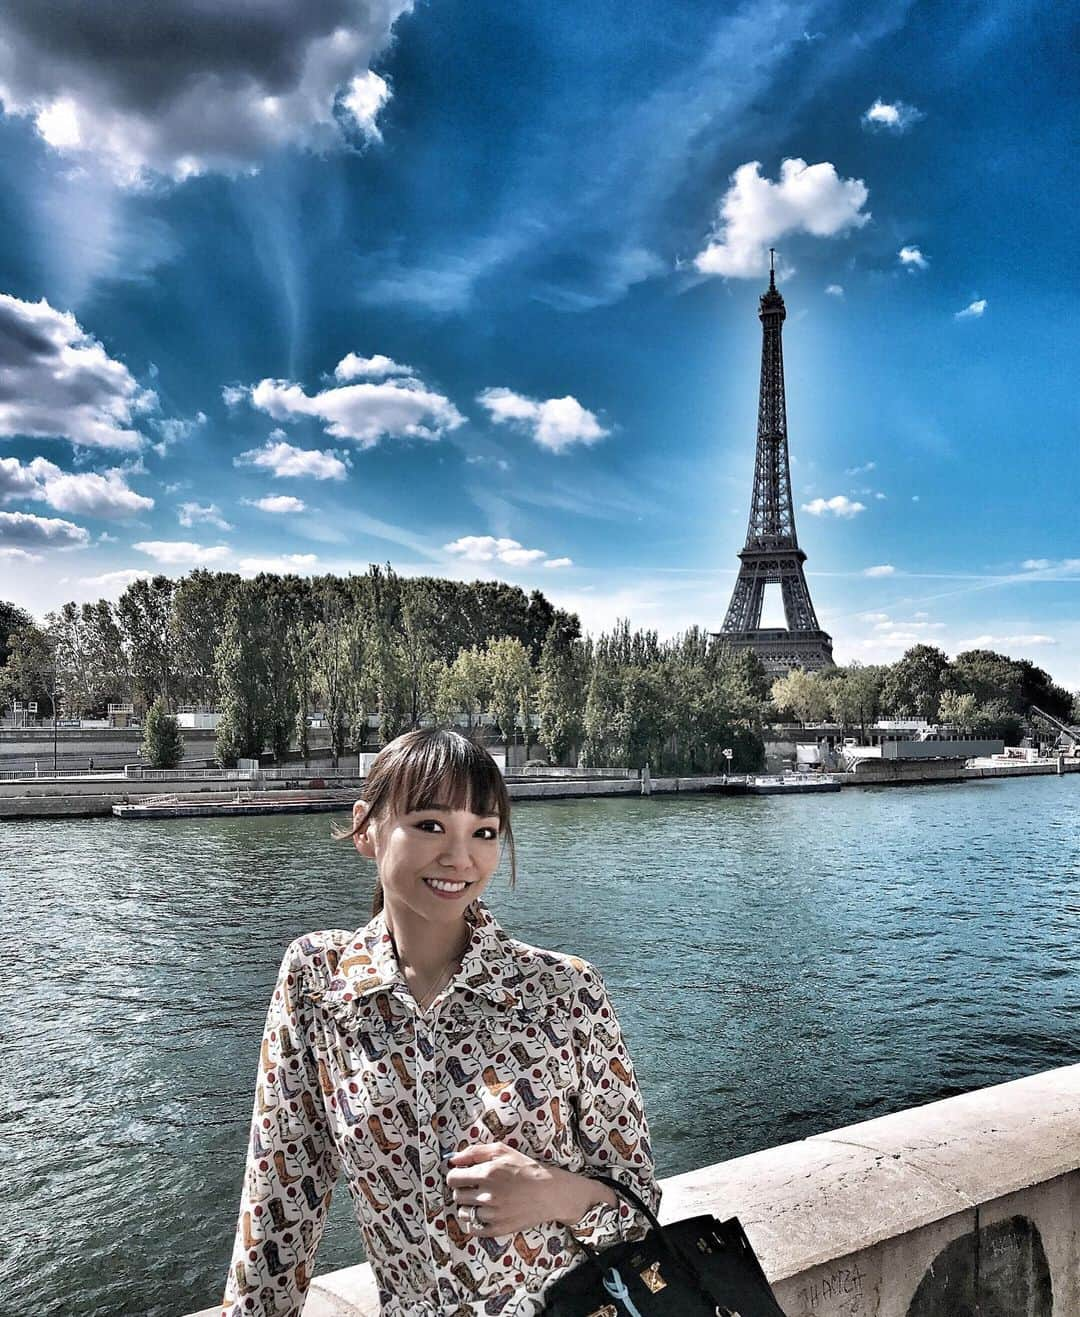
[1,756,1076,819]
[185,1063,1080,1317]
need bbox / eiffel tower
[715,252,834,676]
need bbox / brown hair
[335,727,516,915]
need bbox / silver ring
[460,1204,480,1231]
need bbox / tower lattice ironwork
[715,252,834,676]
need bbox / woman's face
[353,800,503,926]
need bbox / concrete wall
[188,1065,1080,1317]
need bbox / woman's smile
[422,876,473,899]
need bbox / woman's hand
[445,1142,615,1236]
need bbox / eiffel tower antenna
[713,254,834,675]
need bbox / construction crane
[1029,705,1080,755]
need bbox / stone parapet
[189,1064,1080,1317]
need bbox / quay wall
[188,1064,1080,1317]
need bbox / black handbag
[541,1176,787,1317]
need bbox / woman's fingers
[451,1187,494,1206]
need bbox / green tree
[116,575,178,711]
[827,663,884,738]
[537,622,586,764]
[313,590,351,765]
[0,601,32,669]
[484,635,533,750]
[937,689,978,730]
[172,570,241,706]
[141,696,184,768]
[438,646,489,730]
[214,585,269,765]
[288,621,316,765]
[880,645,952,721]
[771,668,831,724]
[0,621,55,716]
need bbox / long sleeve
[569,961,660,1248]
[222,938,341,1317]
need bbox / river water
[2,776,1078,1316]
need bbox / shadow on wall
[907,1215,1053,1317]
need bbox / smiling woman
[220,727,659,1317]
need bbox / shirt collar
[333,898,521,1010]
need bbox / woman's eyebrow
[411,804,499,820]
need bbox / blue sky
[0,0,1077,686]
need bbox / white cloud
[1017,558,1080,575]
[863,564,895,577]
[245,373,463,448]
[151,411,207,454]
[476,388,608,453]
[543,557,574,569]
[249,495,307,514]
[334,352,414,381]
[825,284,844,297]
[238,553,319,574]
[968,634,1057,646]
[845,461,876,476]
[0,2,410,184]
[857,611,891,623]
[341,70,390,140]
[3,459,155,518]
[178,501,233,531]
[79,568,153,588]
[234,438,349,481]
[0,509,90,548]
[221,385,247,408]
[861,99,923,133]
[898,245,928,270]
[0,546,42,562]
[801,495,866,518]
[133,540,230,565]
[955,299,987,319]
[693,158,870,279]
[1022,558,1051,570]
[0,294,155,450]
[444,535,556,567]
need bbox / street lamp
[722,746,733,783]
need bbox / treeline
[770,644,1077,743]
[2,576,1077,768]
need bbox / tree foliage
[141,697,184,769]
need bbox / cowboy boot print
[445,1055,477,1087]
[595,1021,622,1050]
[300,1218,314,1250]
[251,1125,272,1158]
[595,1091,626,1121]
[627,1097,643,1124]
[256,1084,277,1114]
[446,1213,470,1248]
[294,1261,310,1292]
[374,994,395,1026]
[367,1113,401,1152]
[610,1057,634,1086]
[278,1028,299,1059]
[477,1234,505,1261]
[539,1019,565,1047]
[301,1090,321,1126]
[481,1109,517,1139]
[403,1143,423,1178]
[482,1065,510,1096]
[577,1127,603,1155]
[578,985,605,1012]
[356,1177,389,1212]
[378,1165,409,1201]
[359,1030,387,1062]
[514,1076,547,1111]
[273,1150,300,1186]
[450,1095,472,1128]
[395,1098,419,1134]
[233,1261,257,1296]
[452,1262,483,1295]
[609,1130,639,1159]
[585,1057,605,1086]
[512,1232,543,1265]
[389,1051,415,1089]
[416,1031,435,1061]
[372,1222,396,1254]
[339,951,372,977]
[300,1174,324,1212]
[550,1095,566,1132]
[465,968,492,988]
[391,1206,426,1244]
[325,946,340,974]
[262,1239,290,1277]
[302,1135,321,1166]
[267,1196,297,1230]
[337,1087,362,1126]
[260,1039,275,1072]
[318,1058,334,1096]
[278,1066,301,1100]
[510,1042,534,1068]
[241,1210,259,1249]
[484,1292,517,1315]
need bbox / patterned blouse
[221,899,659,1317]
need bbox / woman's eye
[416,819,444,832]
[478,827,498,840]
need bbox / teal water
[2,777,1078,1316]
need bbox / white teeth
[424,877,468,893]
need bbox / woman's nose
[438,834,472,868]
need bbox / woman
[221,728,659,1317]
